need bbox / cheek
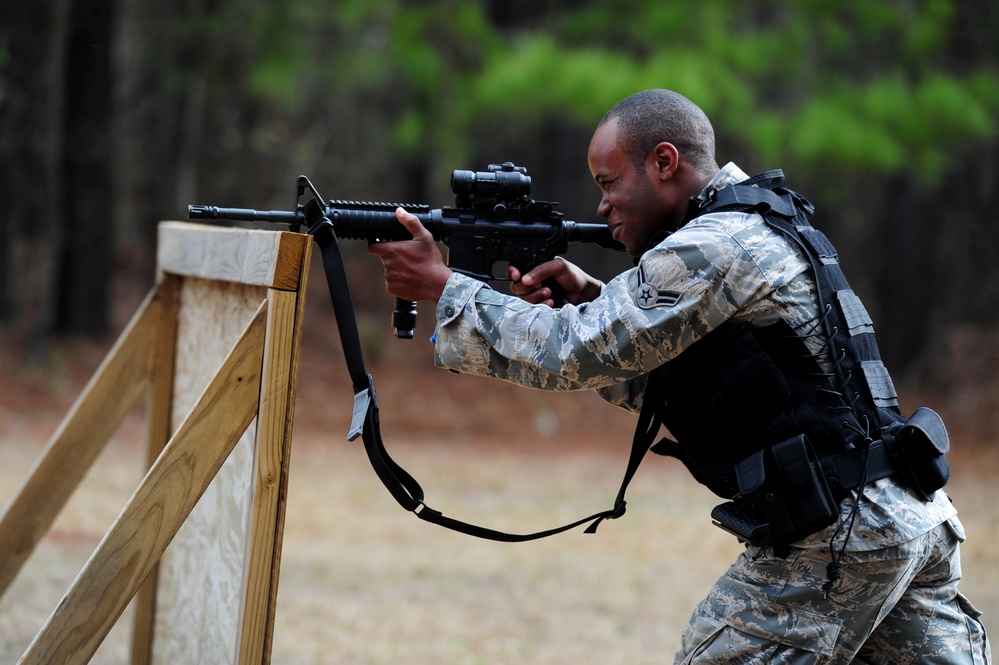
[607,187,631,213]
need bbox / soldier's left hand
[368,208,453,303]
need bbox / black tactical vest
[648,171,907,500]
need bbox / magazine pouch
[727,435,839,546]
[885,407,950,501]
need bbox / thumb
[395,207,429,240]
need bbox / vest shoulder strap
[694,175,902,435]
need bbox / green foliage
[220,0,998,183]
[759,73,999,180]
[468,37,635,125]
[242,0,329,107]
[452,0,999,184]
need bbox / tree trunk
[55,0,116,335]
[0,0,71,348]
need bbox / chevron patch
[636,264,681,309]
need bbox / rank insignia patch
[636,264,681,309]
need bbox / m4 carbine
[188,162,623,338]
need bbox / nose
[596,194,611,219]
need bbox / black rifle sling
[305,201,643,541]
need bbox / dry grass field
[1,280,996,663]
[2,418,997,664]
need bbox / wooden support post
[236,287,304,663]
[129,274,179,665]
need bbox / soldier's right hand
[508,259,603,307]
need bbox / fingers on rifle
[395,207,425,238]
[524,257,566,286]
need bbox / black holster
[884,406,950,501]
[711,435,838,547]
[711,409,952,547]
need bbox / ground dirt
[1,264,997,664]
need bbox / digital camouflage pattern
[677,519,988,664]
[431,163,988,661]
[433,163,956,550]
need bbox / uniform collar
[641,163,752,260]
[695,162,751,204]
[678,162,752,228]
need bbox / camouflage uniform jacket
[432,162,958,551]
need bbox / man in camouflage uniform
[369,89,991,663]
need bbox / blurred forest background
[1,2,999,661]
[1,0,998,400]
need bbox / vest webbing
[704,173,903,437]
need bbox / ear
[648,142,679,181]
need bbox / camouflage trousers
[675,518,991,664]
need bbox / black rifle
[188,162,623,338]
[190,164,638,542]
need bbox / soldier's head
[587,90,718,255]
[601,89,719,178]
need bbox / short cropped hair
[600,90,719,176]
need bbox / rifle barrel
[187,205,300,224]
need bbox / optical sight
[451,162,531,209]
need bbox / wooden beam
[0,285,163,599]
[157,221,310,290]
[129,274,180,665]
[235,288,300,664]
[240,227,312,665]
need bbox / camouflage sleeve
[432,215,774,397]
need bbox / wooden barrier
[0,221,312,664]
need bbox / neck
[666,169,714,231]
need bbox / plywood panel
[150,277,267,665]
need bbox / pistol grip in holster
[710,501,772,546]
[712,435,838,547]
